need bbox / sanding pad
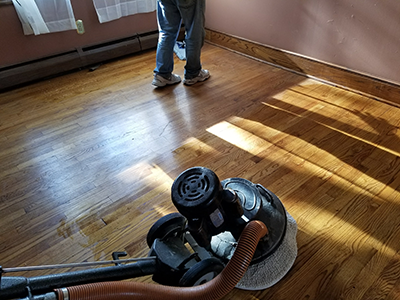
[211,211,298,290]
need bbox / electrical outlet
[76,20,85,34]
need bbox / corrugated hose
[55,220,268,300]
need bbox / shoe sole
[183,75,210,86]
[152,80,181,88]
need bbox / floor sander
[0,167,298,300]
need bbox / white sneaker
[183,69,210,86]
[152,74,181,87]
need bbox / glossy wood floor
[1,43,400,300]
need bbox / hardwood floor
[1,43,400,300]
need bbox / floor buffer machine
[0,167,298,300]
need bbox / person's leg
[154,0,182,78]
[177,0,206,79]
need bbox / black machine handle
[0,259,157,300]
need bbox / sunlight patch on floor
[206,121,273,156]
[206,117,397,201]
[295,196,397,258]
[116,162,174,186]
[269,85,400,157]
[172,136,221,157]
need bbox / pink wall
[0,1,157,67]
[205,0,400,85]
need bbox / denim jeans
[154,0,205,79]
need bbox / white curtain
[93,0,156,23]
[12,0,77,35]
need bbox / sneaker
[152,73,181,87]
[183,69,210,86]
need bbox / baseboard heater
[0,30,159,91]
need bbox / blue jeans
[154,0,205,79]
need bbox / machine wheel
[146,212,187,248]
[179,257,224,287]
